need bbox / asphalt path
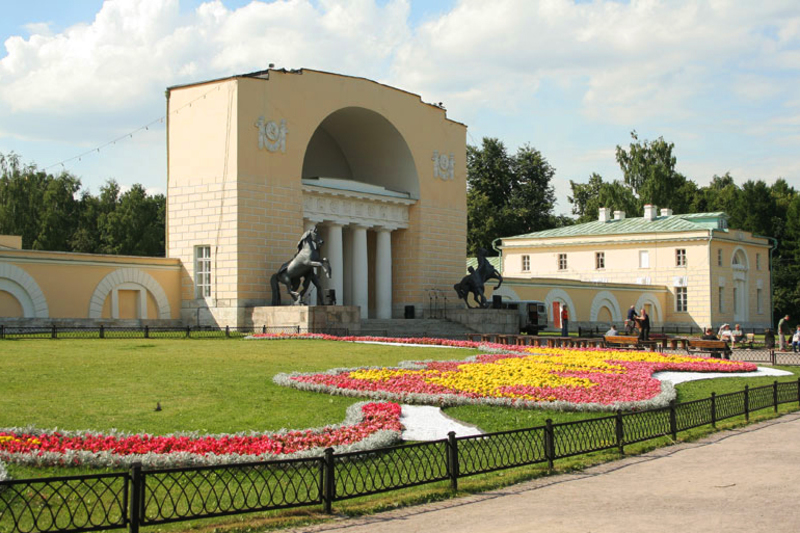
[288,412,800,533]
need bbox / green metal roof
[466,255,502,273]
[504,212,727,240]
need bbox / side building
[492,206,773,331]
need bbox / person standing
[792,326,800,353]
[637,307,650,341]
[626,305,637,335]
[778,315,791,351]
[560,305,569,337]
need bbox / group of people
[701,323,745,347]
[778,314,800,353]
[624,305,651,340]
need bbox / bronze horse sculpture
[454,248,503,308]
[270,227,331,306]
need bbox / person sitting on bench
[605,324,618,336]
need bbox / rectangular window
[756,253,761,270]
[558,253,567,270]
[676,248,686,267]
[595,251,605,270]
[639,250,650,268]
[718,287,724,313]
[757,288,763,314]
[717,249,722,267]
[195,245,211,298]
[676,286,688,312]
[521,255,530,272]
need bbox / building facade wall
[168,69,467,325]
[0,251,181,323]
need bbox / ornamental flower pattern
[0,402,401,469]
[271,336,757,411]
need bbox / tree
[467,138,558,255]
[569,173,639,223]
[99,184,165,256]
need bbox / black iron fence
[577,325,774,337]
[3,379,799,533]
[0,325,349,340]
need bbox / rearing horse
[454,248,503,308]
[270,227,331,306]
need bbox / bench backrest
[688,339,728,349]
[604,335,640,344]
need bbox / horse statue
[270,227,331,306]
[454,248,503,308]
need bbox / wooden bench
[686,339,731,359]
[604,335,660,351]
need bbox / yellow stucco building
[0,68,468,327]
[493,206,773,331]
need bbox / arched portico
[301,107,419,319]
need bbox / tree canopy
[0,153,165,256]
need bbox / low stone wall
[447,308,519,334]
[247,305,361,334]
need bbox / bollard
[322,448,335,514]
[447,431,459,491]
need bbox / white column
[343,227,353,306]
[304,220,319,305]
[375,228,393,319]
[351,225,369,319]
[326,223,344,306]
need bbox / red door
[552,302,561,329]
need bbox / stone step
[359,318,472,339]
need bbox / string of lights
[44,83,225,171]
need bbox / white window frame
[195,245,212,299]
[675,286,688,313]
[676,248,686,267]
[558,253,567,271]
[639,250,650,269]
[521,255,530,272]
[595,251,605,270]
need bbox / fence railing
[2,379,799,533]
[0,325,349,340]
[577,325,775,337]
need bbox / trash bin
[404,305,415,319]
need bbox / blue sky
[1,0,798,216]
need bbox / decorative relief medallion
[432,150,455,181]
[255,117,288,153]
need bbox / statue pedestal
[447,308,519,334]
[247,305,361,334]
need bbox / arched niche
[302,107,420,199]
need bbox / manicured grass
[0,338,478,435]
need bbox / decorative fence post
[774,380,779,413]
[129,463,142,533]
[322,447,335,514]
[447,431,459,491]
[797,378,800,406]
[225,325,230,338]
[544,419,555,469]
[771,350,776,365]
[669,400,677,440]
[51,324,57,339]
[99,325,104,339]
[615,411,624,455]
[144,326,149,339]
[186,325,191,338]
[711,392,717,428]
[744,385,750,422]
[262,325,267,334]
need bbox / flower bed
[275,341,758,411]
[0,402,402,469]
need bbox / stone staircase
[359,318,473,339]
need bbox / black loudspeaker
[404,305,415,319]
[492,295,502,309]
[324,289,336,306]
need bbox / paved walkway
[289,412,800,533]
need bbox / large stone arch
[635,292,663,324]
[302,106,420,198]
[0,263,48,318]
[544,288,577,321]
[589,291,622,322]
[89,268,171,319]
